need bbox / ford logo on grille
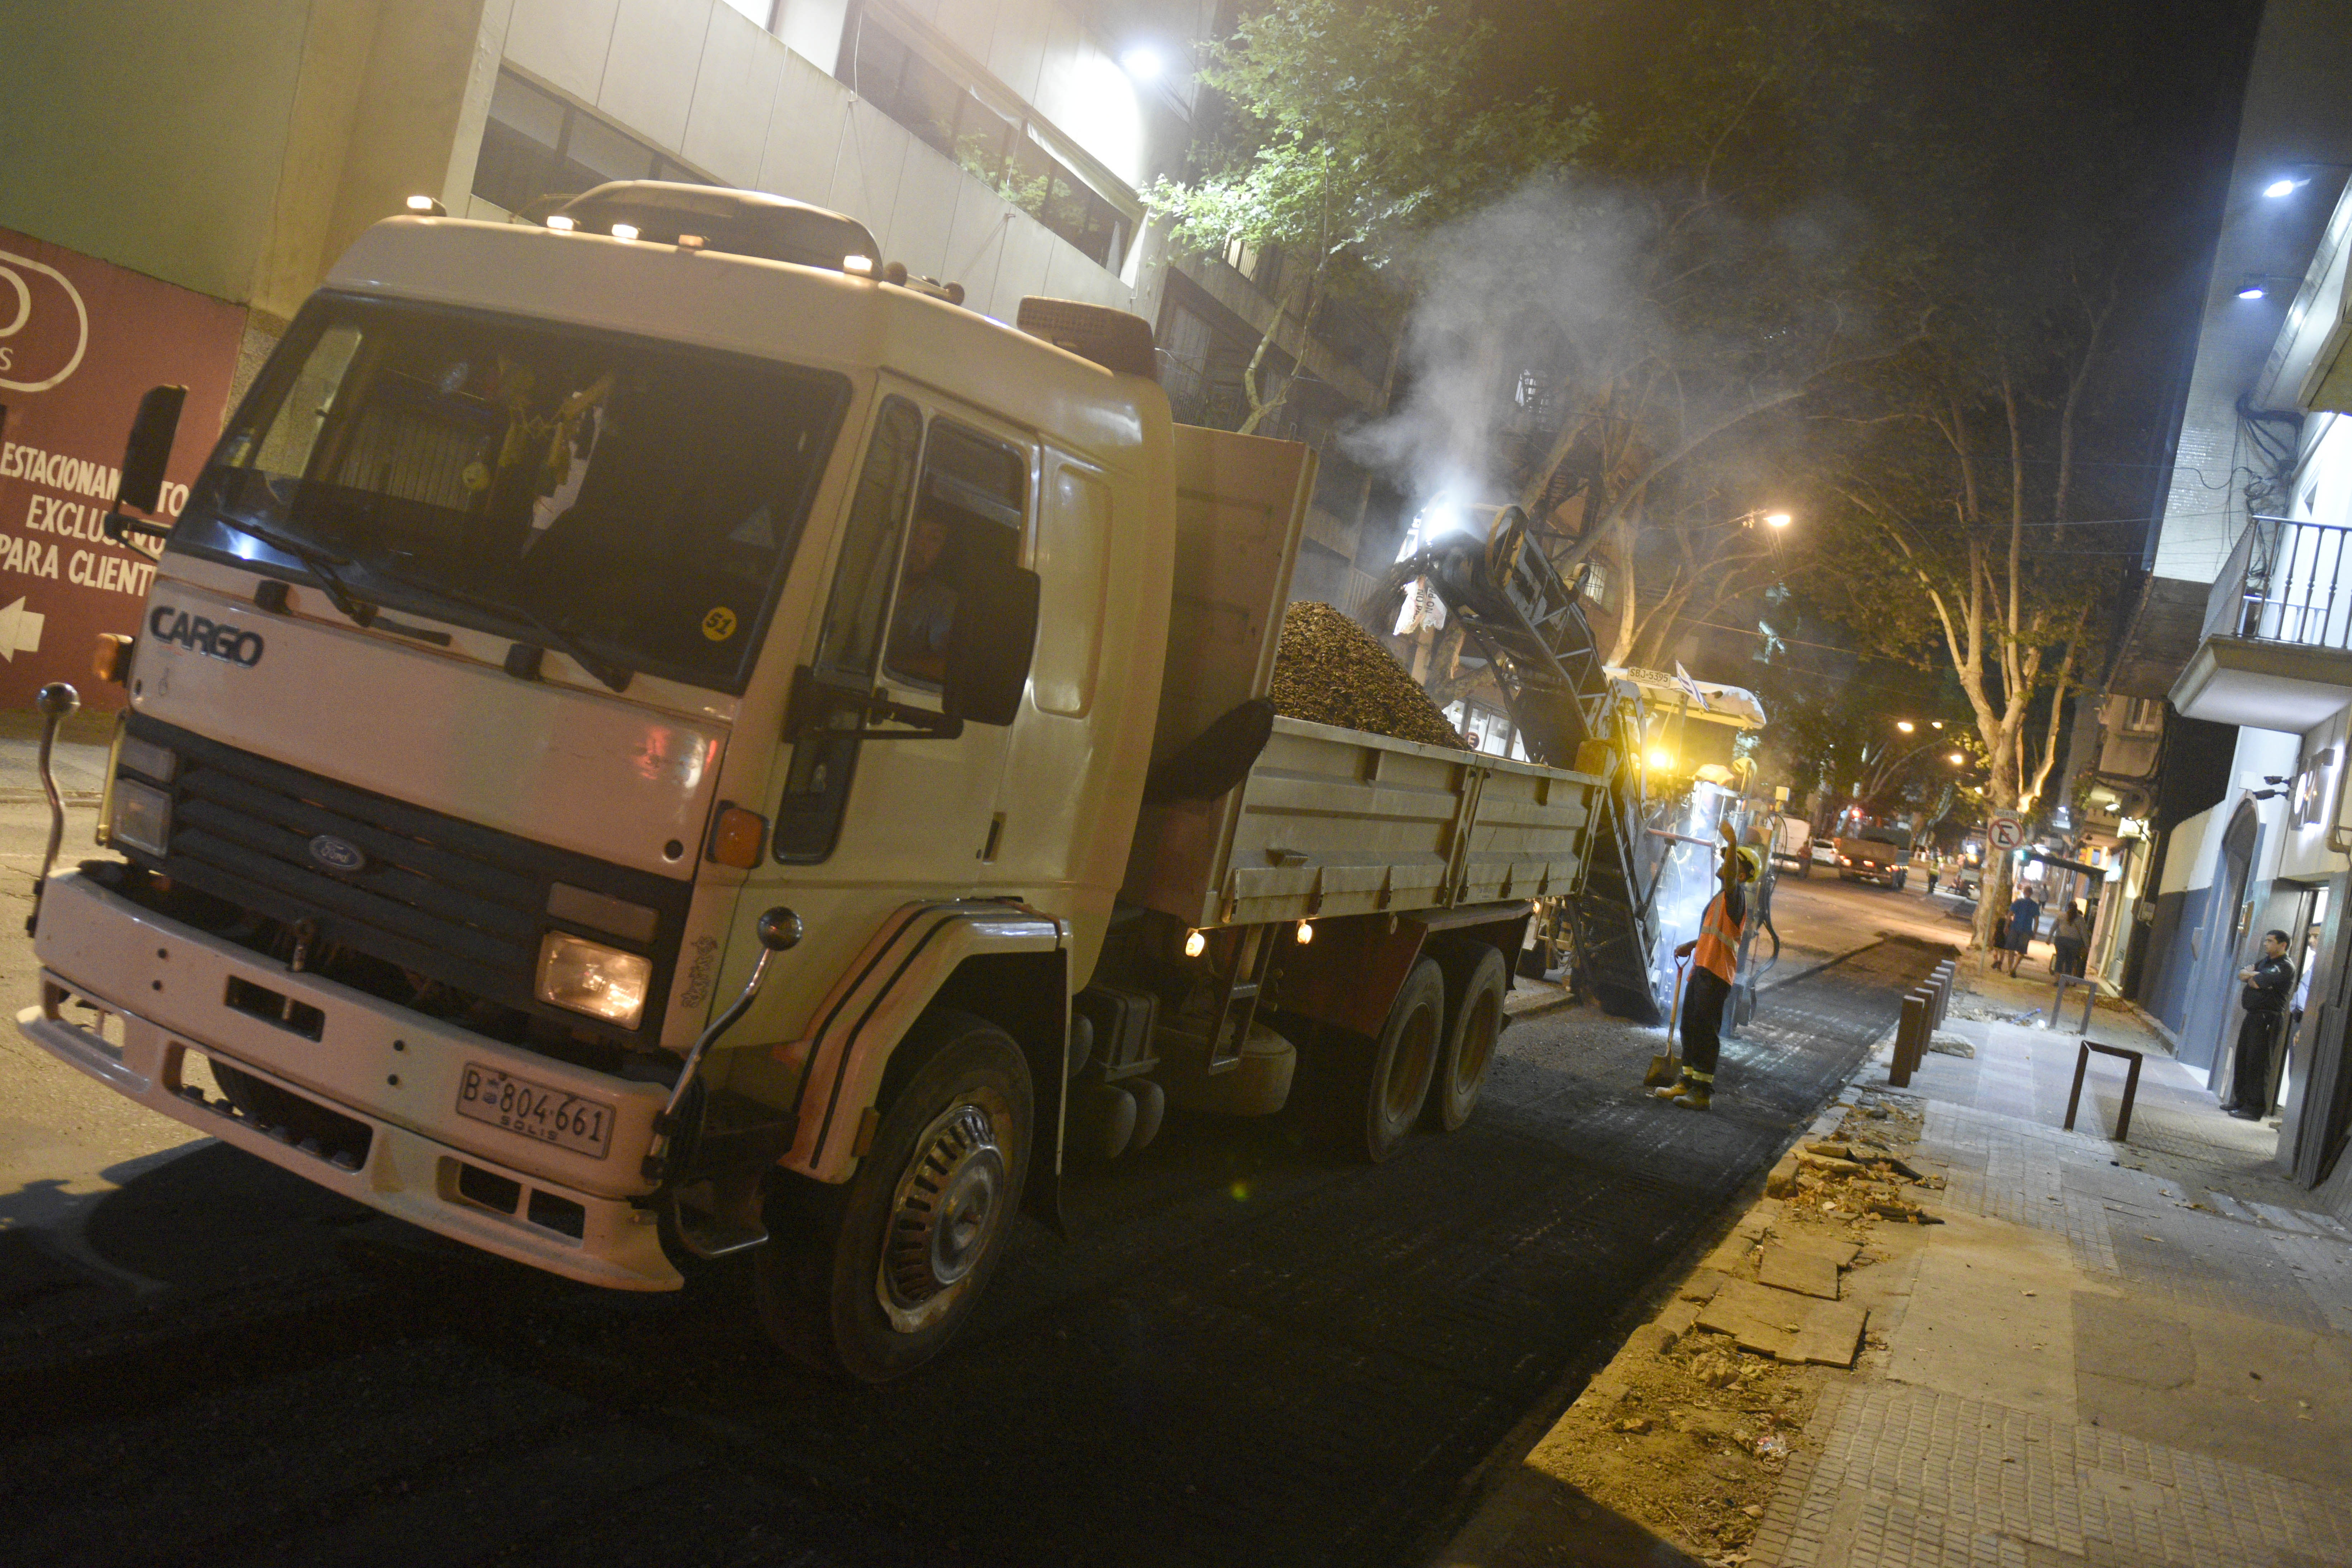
[307,834,366,874]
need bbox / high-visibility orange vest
[1694,891,1743,983]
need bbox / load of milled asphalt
[1269,601,1468,751]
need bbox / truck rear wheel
[1339,957,1444,1162]
[754,1010,1031,1382]
[1425,943,1506,1132]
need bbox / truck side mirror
[117,385,187,513]
[942,558,1040,727]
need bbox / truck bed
[1127,715,1603,929]
[1118,422,1602,930]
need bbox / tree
[1355,0,1922,667]
[1144,0,1589,435]
[1792,0,2226,953]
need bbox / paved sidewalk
[1435,960,2352,1568]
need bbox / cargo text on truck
[17,184,1615,1380]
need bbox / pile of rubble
[1268,602,1468,751]
[1766,1092,1945,1227]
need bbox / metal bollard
[1932,963,1954,1027]
[1890,991,1929,1087]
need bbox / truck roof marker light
[611,223,640,241]
[405,195,447,217]
[1184,930,1207,959]
[677,233,706,250]
[1295,921,1314,945]
[545,214,577,232]
[843,254,875,275]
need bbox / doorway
[2181,802,2260,1078]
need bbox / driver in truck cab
[884,506,957,682]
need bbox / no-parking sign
[1987,812,2025,852]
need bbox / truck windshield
[178,294,848,693]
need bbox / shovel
[1646,953,1691,1088]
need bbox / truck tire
[1425,943,1506,1132]
[754,1009,1031,1382]
[1893,869,1908,891]
[1339,957,1445,1162]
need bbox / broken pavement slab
[1695,1278,1870,1367]
[1756,1239,1851,1300]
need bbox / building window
[840,11,1131,270]
[473,71,704,216]
[2122,696,2162,734]
[1160,304,1213,413]
[1156,297,1258,431]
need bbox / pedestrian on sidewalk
[1926,857,1941,897]
[1650,825,1759,1113]
[2052,901,2089,977]
[2224,929,2295,1121]
[2001,886,2042,974]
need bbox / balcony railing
[2204,516,2352,651]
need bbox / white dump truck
[22,182,1605,1379]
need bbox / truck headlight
[535,931,652,1028]
[110,778,172,857]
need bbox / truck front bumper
[18,871,683,1291]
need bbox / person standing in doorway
[2225,929,2295,1121]
[1653,825,1760,1113]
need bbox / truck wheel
[754,1010,1031,1382]
[1340,957,1444,1162]
[1425,944,1506,1132]
[1893,869,1908,890]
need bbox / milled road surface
[0,823,1952,1568]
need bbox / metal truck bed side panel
[1142,717,1604,929]
[1218,719,1464,927]
[1456,757,1597,905]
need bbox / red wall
[0,227,247,710]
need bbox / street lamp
[1896,719,1916,734]
[2262,162,2352,199]
[1764,512,1791,529]
[1947,751,1965,766]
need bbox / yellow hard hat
[1737,846,1764,879]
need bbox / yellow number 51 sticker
[701,606,738,642]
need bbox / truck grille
[118,715,691,1043]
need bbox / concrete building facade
[2104,0,2352,1195]
[0,0,1401,706]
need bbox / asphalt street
[0,777,1958,1568]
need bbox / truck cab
[25,185,1176,1370]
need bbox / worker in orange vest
[1651,825,1761,1112]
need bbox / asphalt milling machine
[1378,505,1783,1026]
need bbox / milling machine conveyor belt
[1378,505,1666,1021]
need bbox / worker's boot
[1654,1070,1713,1111]
[1643,1053,1682,1088]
